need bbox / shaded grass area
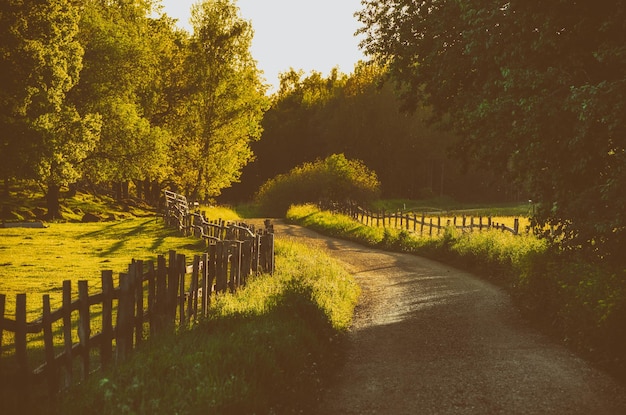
[58,239,359,415]
[287,204,626,383]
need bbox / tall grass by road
[1,201,360,414]
[60,238,359,414]
[287,204,626,382]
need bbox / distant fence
[0,191,275,403]
[323,201,521,236]
[164,190,275,275]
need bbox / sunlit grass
[57,238,359,415]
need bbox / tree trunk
[122,181,129,199]
[2,178,9,198]
[46,182,63,220]
[112,182,122,201]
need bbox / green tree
[0,0,101,218]
[357,0,626,261]
[230,62,502,203]
[69,0,171,201]
[168,0,268,201]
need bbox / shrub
[255,154,381,216]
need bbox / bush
[255,154,380,216]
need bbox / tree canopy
[229,62,505,203]
[357,0,626,261]
[1,0,267,212]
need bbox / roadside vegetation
[59,237,359,414]
[0,191,360,414]
[287,204,626,382]
[254,153,381,217]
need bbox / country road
[272,220,626,414]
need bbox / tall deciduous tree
[70,0,170,200]
[0,0,101,218]
[169,0,268,201]
[357,0,626,261]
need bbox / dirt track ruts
[272,220,626,415]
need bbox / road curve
[272,220,626,415]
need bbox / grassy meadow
[0,205,240,319]
[1,193,360,414]
[60,238,359,414]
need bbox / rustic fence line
[323,201,520,236]
[0,191,275,403]
[0,241,273,401]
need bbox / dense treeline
[226,63,508,203]
[357,0,626,263]
[1,0,267,218]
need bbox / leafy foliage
[0,0,102,218]
[357,0,626,263]
[230,63,507,203]
[2,0,267,211]
[255,154,381,216]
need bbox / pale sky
[158,0,367,92]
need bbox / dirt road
[273,220,626,414]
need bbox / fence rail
[324,202,521,236]
[0,191,275,404]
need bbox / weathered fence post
[101,270,114,369]
[155,255,168,333]
[77,280,90,380]
[42,294,58,397]
[62,280,73,387]
[168,250,179,320]
[134,260,144,345]
[116,272,132,363]
[178,254,186,326]
[201,252,210,317]
[216,242,227,293]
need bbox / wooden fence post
[420,213,425,235]
[188,255,200,322]
[146,261,156,336]
[116,272,132,363]
[134,260,144,345]
[155,255,167,333]
[42,294,58,397]
[77,280,90,380]
[14,293,28,405]
[241,239,252,286]
[101,270,114,369]
[215,242,227,293]
[62,280,72,388]
[168,250,179,320]
[208,243,217,293]
[201,252,210,317]
[177,254,186,326]
[514,218,520,235]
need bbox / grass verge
[58,238,359,414]
[287,204,626,382]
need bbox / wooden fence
[324,202,521,236]
[0,192,275,404]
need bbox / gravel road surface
[273,220,626,414]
